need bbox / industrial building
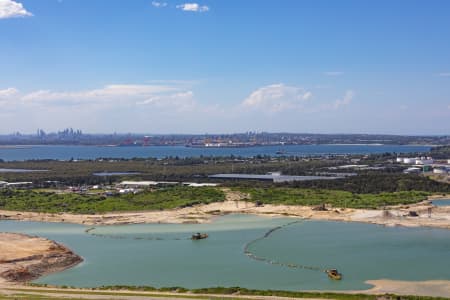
[209,172,348,183]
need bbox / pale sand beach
[364,279,450,297]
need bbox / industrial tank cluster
[397,156,450,175]
[396,157,434,165]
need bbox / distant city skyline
[1,0,450,134]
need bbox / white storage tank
[403,158,414,164]
[433,168,446,174]
[416,159,434,165]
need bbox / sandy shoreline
[1,193,450,229]
[363,279,450,297]
[0,233,82,284]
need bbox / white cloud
[241,84,312,113]
[0,83,365,133]
[0,87,19,98]
[176,3,209,12]
[303,91,312,100]
[137,91,197,112]
[332,90,354,109]
[438,72,450,77]
[0,87,19,108]
[151,1,167,8]
[20,84,178,106]
[0,0,32,19]
[324,71,344,76]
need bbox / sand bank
[364,279,450,297]
[0,192,449,229]
[0,233,82,283]
[1,200,450,229]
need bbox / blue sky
[0,0,449,134]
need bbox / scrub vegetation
[280,173,450,194]
[430,146,450,159]
[0,186,224,214]
[0,156,342,184]
[0,152,448,213]
[237,188,429,209]
[0,186,430,213]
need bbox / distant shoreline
[0,145,33,149]
[0,143,437,147]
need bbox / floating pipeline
[243,220,330,273]
[84,227,190,241]
[85,221,339,276]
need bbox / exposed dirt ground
[0,233,82,283]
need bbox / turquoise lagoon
[1,214,449,291]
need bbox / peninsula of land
[0,233,82,284]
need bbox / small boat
[275,149,287,155]
[191,233,208,240]
[325,269,342,280]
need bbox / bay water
[0,144,431,161]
